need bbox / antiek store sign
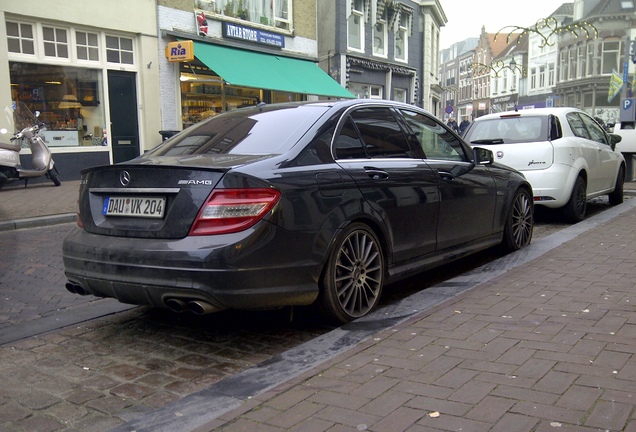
[223,23,285,48]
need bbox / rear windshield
[465,115,548,144]
[145,104,329,156]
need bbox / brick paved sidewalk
[195,206,636,432]
[0,180,80,230]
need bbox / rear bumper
[62,225,323,311]
[522,165,575,208]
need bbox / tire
[608,166,624,206]
[47,169,61,186]
[501,188,533,252]
[319,223,384,325]
[562,176,587,223]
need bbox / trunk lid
[472,141,555,172]
[78,162,229,239]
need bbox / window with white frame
[76,31,99,61]
[548,63,555,86]
[347,0,365,52]
[373,22,387,57]
[539,65,546,88]
[42,26,69,58]
[568,47,576,79]
[6,21,35,55]
[370,86,382,99]
[587,43,595,76]
[601,40,621,75]
[530,68,537,90]
[210,0,292,31]
[577,46,585,78]
[560,51,568,81]
[394,88,407,103]
[106,35,134,65]
[395,13,408,62]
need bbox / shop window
[106,35,134,65]
[10,62,106,147]
[43,26,69,59]
[6,21,35,55]
[347,0,364,52]
[76,31,99,61]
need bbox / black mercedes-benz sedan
[62,99,533,324]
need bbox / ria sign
[165,40,194,62]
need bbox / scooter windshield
[12,101,37,133]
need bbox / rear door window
[566,112,593,140]
[342,107,414,159]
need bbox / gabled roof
[586,0,636,17]
[494,33,529,62]
[549,2,574,17]
[488,31,514,58]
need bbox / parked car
[62,99,533,324]
[463,107,625,223]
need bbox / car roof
[474,107,582,121]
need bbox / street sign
[620,97,636,122]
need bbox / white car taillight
[188,188,281,236]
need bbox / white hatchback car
[463,107,625,222]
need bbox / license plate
[102,196,166,218]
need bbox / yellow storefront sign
[165,40,194,62]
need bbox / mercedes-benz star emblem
[120,171,131,186]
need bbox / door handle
[437,170,455,181]
[364,167,389,180]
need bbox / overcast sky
[438,0,567,49]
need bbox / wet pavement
[1,180,636,431]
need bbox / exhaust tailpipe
[65,282,88,296]
[187,300,220,315]
[165,298,187,313]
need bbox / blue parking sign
[620,97,636,122]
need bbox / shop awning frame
[191,41,354,99]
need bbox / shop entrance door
[108,70,140,164]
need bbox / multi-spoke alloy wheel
[320,223,384,324]
[502,188,533,252]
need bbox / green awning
[192,41,354,99]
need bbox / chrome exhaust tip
[65,282,88,296]
[187,300,220,315]
[165,298,187,313]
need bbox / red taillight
[76,199,84,228]
[188,188,281,236]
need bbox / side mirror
[608,133,622,151]
[473,147,494,165]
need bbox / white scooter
[0,101,60,190]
